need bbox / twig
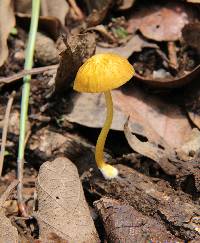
[0,180,19,208]
[17,0,40,217]
[0,91,16,176]
[0,64,58,85]
[168,41,178,70]
[68,0,84,20]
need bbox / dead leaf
[15,0,69,26]
[66,85,192,148]
[34,157,99,243]
[185,82,200,129]
[95,197,181,242]
[124,117,178,175]
[124,118,200,190]
[96,34,158,58]
[0,180,19,243]
[55,33,96,93]
[0,0,15,67]
[134,64,200,88]
[86,2,112,27]
[127,2,194,41]
[0,212,19,243]
[116,0,135,11]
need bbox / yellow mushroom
[73,53,134,179]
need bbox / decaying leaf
[96,34,158,58]
[65,85,192,148]
[0,180,19,243]
[55,33,96,92]
[0,0,15,67]
[116,0,135,11]
[95,197,181,242]
[127,2,194,41]
[185,81,200,129]
[134,64,200,88]
[35,157,99,243]
[15,0,69,25]
[87,164,200,240]
[0,212,18,243]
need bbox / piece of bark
[34,157,99,243]
[86,164,200,241]
[55,33,96,93]
[94,197,181,242]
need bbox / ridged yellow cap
[73,53,134,93]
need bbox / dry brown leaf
[66,85,192,148]
[116,0,135,10]
[96,34,158,58]
[185,82,200,129]
[0,211,18,243]
[15,0,69,25]
[0,180,19,243]
[0,0,15,67]
[127,2,194,41]
[134,64,200,88]
[34,157,99,243]
[124,117,178,175]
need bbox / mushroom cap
[73,53,134,93]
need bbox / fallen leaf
[96,34,158,58]
[15,0,69,26]
[185,81,200,129]
[34,157,99,243]
[134,64,200,88]
[116,0,135,11]
[124,118,200,190]
[0,212,19,243]
[127,2,194,41]
[66,85,192,148]
[95,197,181,242]
[0,0,15,67]
[0,180,19,243]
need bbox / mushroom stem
[95,91,118,179]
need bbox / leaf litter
[0,0,200,242]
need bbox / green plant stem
[17,0,40,215]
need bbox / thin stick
[17,0,40,217]
[0,91,16,176]
[0,64,58,85]
[168,41,178,70]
